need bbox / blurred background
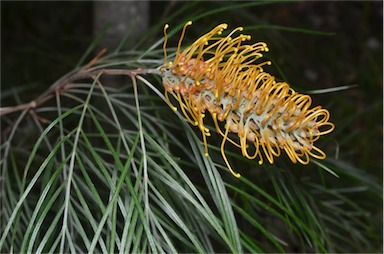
[1,1,382,252]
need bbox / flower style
[159,21,335,178]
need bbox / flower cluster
[159,21,335,178]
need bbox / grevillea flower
[159,21,335,178]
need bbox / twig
[0,67,160,117]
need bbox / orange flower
[160,21,335,178]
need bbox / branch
[0,67,161,117]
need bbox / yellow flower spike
[160,22,334,178]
